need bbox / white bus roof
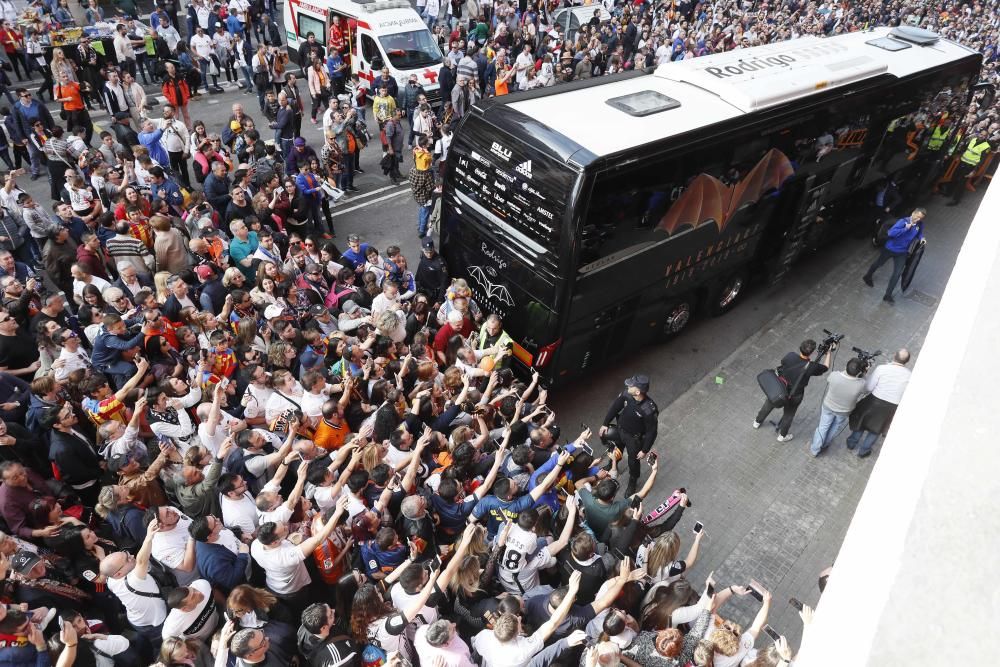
[503,27,976,159]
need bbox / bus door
[768,175,829,285]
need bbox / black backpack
[223,448,268,495]
[123,557,177,599]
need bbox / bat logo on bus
[659,148,794,235]
[468,266,514,307]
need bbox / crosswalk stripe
[339,184,400,202]
[331,188,410,218]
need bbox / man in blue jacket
[190,513,251,594]
[91,314,147,388]
[863,207,926,304]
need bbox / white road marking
[340,184,398,202]
[330,188,410,218]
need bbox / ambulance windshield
[378,29,443,70]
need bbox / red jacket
[75,245,110,280]
[161,75,190,108]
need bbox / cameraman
[754,339,833,442]
[808,357,868,456]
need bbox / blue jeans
[240,65,253,90]
[337,157,354,189]
[809,405,849,455]
[198,57,210,92]
[417,202,433,237]
[846,429,880,455]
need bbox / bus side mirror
[371,55,383,70]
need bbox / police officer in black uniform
[601,374,658,496]
[415,236,449,304]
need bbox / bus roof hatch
[656,36,888,113]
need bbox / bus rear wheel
[662,298,695,338]
[708,270,748,316]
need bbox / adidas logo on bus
[515,160,533,179]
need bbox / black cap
[113,111,131,121]
[10,550,41,575]
[421,237,435,250]
[624,374,650,393]
[108,453,131,473]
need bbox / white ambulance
[283,0,445,104]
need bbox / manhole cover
[905,290,939,308]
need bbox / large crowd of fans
[0,1,994,667]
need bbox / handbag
[756,369,789,408]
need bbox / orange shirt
[310,521,349,584]
[55,81,84,112]
[314,418,350,451]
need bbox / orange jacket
[161,76,190,108]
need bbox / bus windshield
[378,30,442,70]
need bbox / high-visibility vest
[478,321,512,351]
[961,139,990,166]
[927,126,951,151]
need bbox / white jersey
[497,524,554,595]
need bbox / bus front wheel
[707,270,748,316]
[662,297,695,338]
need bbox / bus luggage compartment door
[768,177,829,285]
[560,296,641,375]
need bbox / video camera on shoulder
[851,346,882,372]
[817,328,845,354]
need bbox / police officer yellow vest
[961,139,990,166]
[927,126,950,151]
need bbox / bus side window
[579,167,679,269]
[361,34,379,67]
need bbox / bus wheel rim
[665,302,691,334]
[719,277,744,308]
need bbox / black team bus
[440,26,987,386]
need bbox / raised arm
[437,523,478,591]
[399,566,441,624]
[474,431,510,499]
[202,382,225,438]
[683,526,704,569]
[262,423,297,469]
[400,431,430,493]
[133,517,158,579]
[591,557,639,615]
[535,570,581,643]
[284,460,310,510]
[528,450,570,502]
[268,452,296,488]
[546,495,578,556]
[634,458,659,500]
[519,369,540,403]
[299,494,348,557]
[114,358,149,403]
[747,586,772,639]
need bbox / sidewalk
[643,194,975,644]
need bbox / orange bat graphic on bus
[659,148,794,235]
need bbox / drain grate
[905,290,939,308]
